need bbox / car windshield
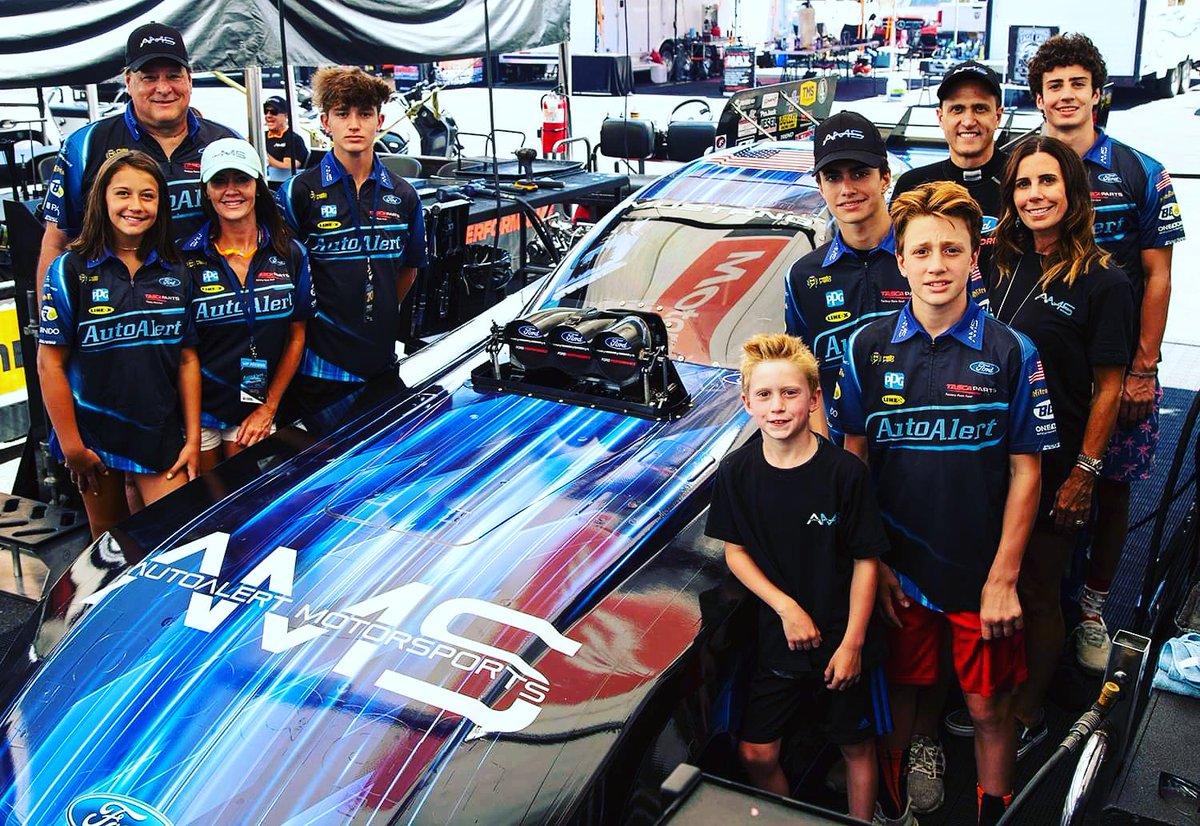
[537,201,823,369]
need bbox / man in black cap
[263,95,309,173]
[38,21,238,294]
[784,110,909,437]
[893,60,1006,303]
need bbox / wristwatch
[1075,453,1104,475]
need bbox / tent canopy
[0,0,569,88]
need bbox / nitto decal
[85,532,582,734]
[658,236,791,361]
[67,793,174,826]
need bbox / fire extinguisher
[540,89,569,157]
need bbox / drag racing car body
[0,141,908,825]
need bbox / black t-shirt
[265,129,310,166]
[893,150,1007,306]
[988,254,1134,516]
[705,435,889,672]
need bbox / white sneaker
[873,801,918,826]
[906,735,944,813]
[1075,617,1112,674]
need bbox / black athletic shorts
[740,666,877,746]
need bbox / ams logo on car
[86,532,582,734]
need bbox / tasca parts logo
[86,532,581,733]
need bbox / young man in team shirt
[1028,33,1185,672]
[276,67,428,425]
[834,181,1056,826]
[893,60,1007,308]
[784,111,910,436]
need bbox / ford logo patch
[604,336,631,350]
[158,277,180,287]
[970,361,1000,376]
[68,793,174,826]
[981,216,999,233]
[517,324,541,338]
[562,331,587,345]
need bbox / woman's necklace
[994,254,1041,323]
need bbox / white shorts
[200,425,240,452]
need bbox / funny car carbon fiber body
[0,141,896,825]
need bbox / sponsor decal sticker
[41,306,57,321]
[825,310,851,323]
[884,372,905,391]
[882,394,905,405]
[144,293,180,304]
[970,361,1000,376]
[383,193,402,205]
[869,351,895,364]
[1034,399,1054,420]
[1160,203,1181,221]
[88,305,113,316]
[806,274,833,288]
[603,335,631,351]
[1097,172,1121,184]
[799,81,817,107]
[517,324,541,338]
[91,288,109,302]
[779,113,798,131]
[761,91,779,108]
[317,220,342,230]
[825,289,845,308]
[309,190,328,200]
[981,216,998,233]
[183,161,201,173]
[68,793,174,826]
[561,331,587,345]
[159,276,181,287]
[202,270,220,283]
[201,284,225,294]
[807,512,839,526]
[320,204,337,218]
[85,532,582,733]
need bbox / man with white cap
[38,21,238,294]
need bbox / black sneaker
[1016,716,1048,761]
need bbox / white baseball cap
[200,138,264,183]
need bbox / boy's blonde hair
[740,333,820,393]
[889,180,982,253]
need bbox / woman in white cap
[181,137,316,470]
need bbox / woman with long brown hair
[182,138,313,470]
[988,135,1134,756]
[37,150,200,538]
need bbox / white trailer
[987,0,1200,96]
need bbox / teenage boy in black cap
[894,61,1006,307]
[263,95,309,173]
[784,111,909,437]
[39,21,237,293]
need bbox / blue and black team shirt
[784,226,910,408]
[1083,129,1185,323]
[180,222,316,430]
[276,152,428,382]
[38,249,196,474]
[833,300,1059,613]
[41,105,238,243]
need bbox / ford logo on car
[603,336,632,350]
[970,361,1000,376]
[517,324,541,338]
[68,793,174,826]
[562,331,587,345]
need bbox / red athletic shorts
[885,599,1027,697]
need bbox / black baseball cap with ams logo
[126,22,191,72]
[813,111,887,173]
[937,60,1003,103]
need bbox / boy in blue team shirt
[834,181,1057,826]
[706,332,888,822]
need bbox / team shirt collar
[86,246,168,270]
[181,221,271,254]
[319,151,395,190]
[891,299,985,350]
[822,224,897,266]
[124,102,201,142]
[1082,127,1113,169]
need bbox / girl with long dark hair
[37,150,200,538]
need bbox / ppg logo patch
[884,371,905,391]
[202,270,220,283]
[91,288,109,302]
[320,204,337,218]
[67,793,174,826]
[825,290,845,308]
